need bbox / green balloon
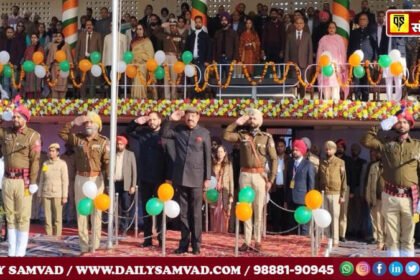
[378,55,392,68]
[123,51,134,64]
[146,197,164,216]
[90,51,101,64]
[2,65,12,78]
[239,186,256,203]
[182,51,193,64]
[59,60,70,72]
[154,66,165,80]
[77,198,94,216]
[294,206,312,224]
[206,189,219,203]
[321,65,334,77]
[353,65,365,78]
[22,60,35,73]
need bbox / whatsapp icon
[340,261,354,276]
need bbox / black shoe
[366,238,377,245]
[174,248,188,254]
[339,237,346,242]
[238,243,249,252]
[140,241,153,247]
[192,249,201,255]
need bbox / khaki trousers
[370,200,385,244]
[74,175,104,252]
[31,193,42,220]
[2,178,32,232]
[382,192,415,255]
[164,54,178,99]
[42,197,63,236]
[238,172,266,245]
[339,187,349,238]
[325,194,340,244]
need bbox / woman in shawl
[239,19,260,76]
[23,33,44,99]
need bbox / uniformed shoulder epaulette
[98,134,109,141]
[260,132,273,138]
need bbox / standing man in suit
[162,107,211,255]
[261,8,285,64]
[126,112,171,247]
[74,19,103,99]
[284,17,313,99]
[114,136,137,235]
[125,16,138,45]
[185,16,212,98]
[285,139,315,235]
[376,11,388,56]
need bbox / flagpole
[107,0,119,249]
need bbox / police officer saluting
[361,108,420,257]
[59,112,109,254]
[223,109,277,252]
[0,104,41,257]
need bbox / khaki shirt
[361,126,420,187]
[61,152,76,186]
[0,126,41,184]
[58,122,110,177]
[365,161,384,207]
[156,30,186,55]
[223,123,278,182]
[39,158,69,198]
[318,155,347,196]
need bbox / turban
[325,141,337,151]
[301,137,312,149]
[395,109,414,128]
[292,139,307,156]
[219,12,231,22]
[87,111,102,132]
[335,139,346,150]
[13,105,31,122]
[117,135,128,145]
[48,143,60,150]
[247,108,263,127]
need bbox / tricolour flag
[333,0,350,46]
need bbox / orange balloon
[146,59,158,72]
[94,194,110,211]
[0,64,3,73]
[236,202,253,222]
[304,190,323,210]
[32,51,44,65]
[173,61,185,74]
[157,183,174,202]
[348,53,361,67]
[390,61,403,76]
[318,55,330,67]
[55,50,67,62]
[125,65,137,78]
[79,59,92,72]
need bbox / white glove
[29,184,39,194]
[380,116,398,131]
[1,110,13,121]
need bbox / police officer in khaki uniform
[223,109,277,252]
[318,141,347,247]
[361,109,420,257]
[59,112,109,254]
[0,105,41,257]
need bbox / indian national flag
[333,0,350,46]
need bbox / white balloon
[91,64,102,77]
[389,49,401,62]
[0,51,10,64]
[313,209,332,229]
[2,110,13,121]
[117,61,127,73]
[34,65,46,78]
[185,65,196,77]
[154,50,166,65]
[82,181,98,199]
[60,70,70,78]
[209,176,217,189]
[164,200,180,218]
[354,50,364,61]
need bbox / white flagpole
[107,0,120,249]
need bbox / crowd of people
[1,1,420,100]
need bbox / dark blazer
[284,30,313,69]
[285,158,315,205]
[376,24,389,55]
[74,30,103,63]
[162,121,211,188]
[0,37,25,65]
[348,27,378,61]
[120,149,137,191]
[185,30,212,65]
[213,28,239,62]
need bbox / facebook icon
[373,262,387,276]
[389,261,403,277]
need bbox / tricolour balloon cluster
[145,183,180,219]
[77,181,111,216]
[146,50,195,80]
[294,190,331,229]
[318,51,334,77]
[236,186,256,222]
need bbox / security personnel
[59,111,109,254]
[0,105,41,257]
[318,141,347,247]
[223,109,277,252]
[361,109,420,257]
